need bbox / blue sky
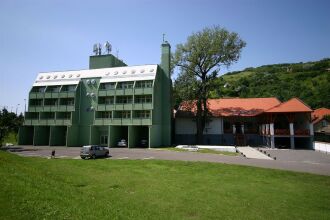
[1,0,329,114]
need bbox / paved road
[3,146,330,176]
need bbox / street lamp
[16,104,20,115]
[24,99,26,116]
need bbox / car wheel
[105,153,109,158]
[81,156,85,159]
[92,154,96,159]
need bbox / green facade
[18,43,172,147]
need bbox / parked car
[80,145,109,159]
[117,139,127,147]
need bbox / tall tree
[174,26,246,144]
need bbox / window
[31,86,46,93]
[30,99,43,106]
[61,85,76,92]
[117,81,133,89]
[135,95,152,103]
[47,86,60,92]
[102,111,112,118]
[135,110,150,118]
[135,80,153,88]
[44,99,58,106]
[100,83,116,90]
[117,111,131,118]
[116,96,133,104]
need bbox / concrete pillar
[290,137,295,149]
[266,124,270,135]
[289,123,294,136]
[270,123,274,135]
[232,124,236,134]
[309,123,314,136]
[270,123,275,148]
[289,123,295,149]
[241,124,244,134]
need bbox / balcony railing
[275,129,290,135]
[24,118,71,126]
[295,129,309,136]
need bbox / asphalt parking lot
[3,146,330,176]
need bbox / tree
[0,108,23,146]
[174,26,246,144]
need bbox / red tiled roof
[312,108,330,124]
[265,98,313,113]
[177,97,281,117]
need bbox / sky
[0,0,329,114]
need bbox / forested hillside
[208,58,330,109]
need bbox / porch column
[309,123,314,150]
[270,123,275,148]
[232,124,236,134]
[309,123,314,136]
[289,123,295,149]
[266,124,270,135]
[241,124,245,134]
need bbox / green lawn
[1,151,330,219]
[161,147,239,156]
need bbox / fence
[314,141,330,154]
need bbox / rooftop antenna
[162,33,165,43]
[104,41,112,54]
[98,43,102,55]
[93,43,98,55]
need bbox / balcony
[55,119,71,126]
[134,88,153,95]
[115,104,133,110]
[132,118,152,125]
[133,103,152,110]
[24,119,39,126]
[58,105,75,112]
[94,118,112,126]
[28,106,44,112]
[59,91,75,98]
[29,93,44,99]
[97,104,115,111]
[43,105,58,112]
[98,90,116,97]
[116,89,133,96]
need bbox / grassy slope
[2,132,17,145]
[1,151,330,220]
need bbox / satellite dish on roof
[104,41,112,54]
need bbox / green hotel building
[18,42,172,148]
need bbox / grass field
[1,151,330,220]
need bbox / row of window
[99,80,153,90]
[96,110,151,119]
[98,95,152,105]
[25,112,71,120]
[30,98,74,106]
[31,85,77,93]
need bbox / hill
[209,58,330,109]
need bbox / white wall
[204,118,223,134]
[175,118,223,135]
[314,141,330,154]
